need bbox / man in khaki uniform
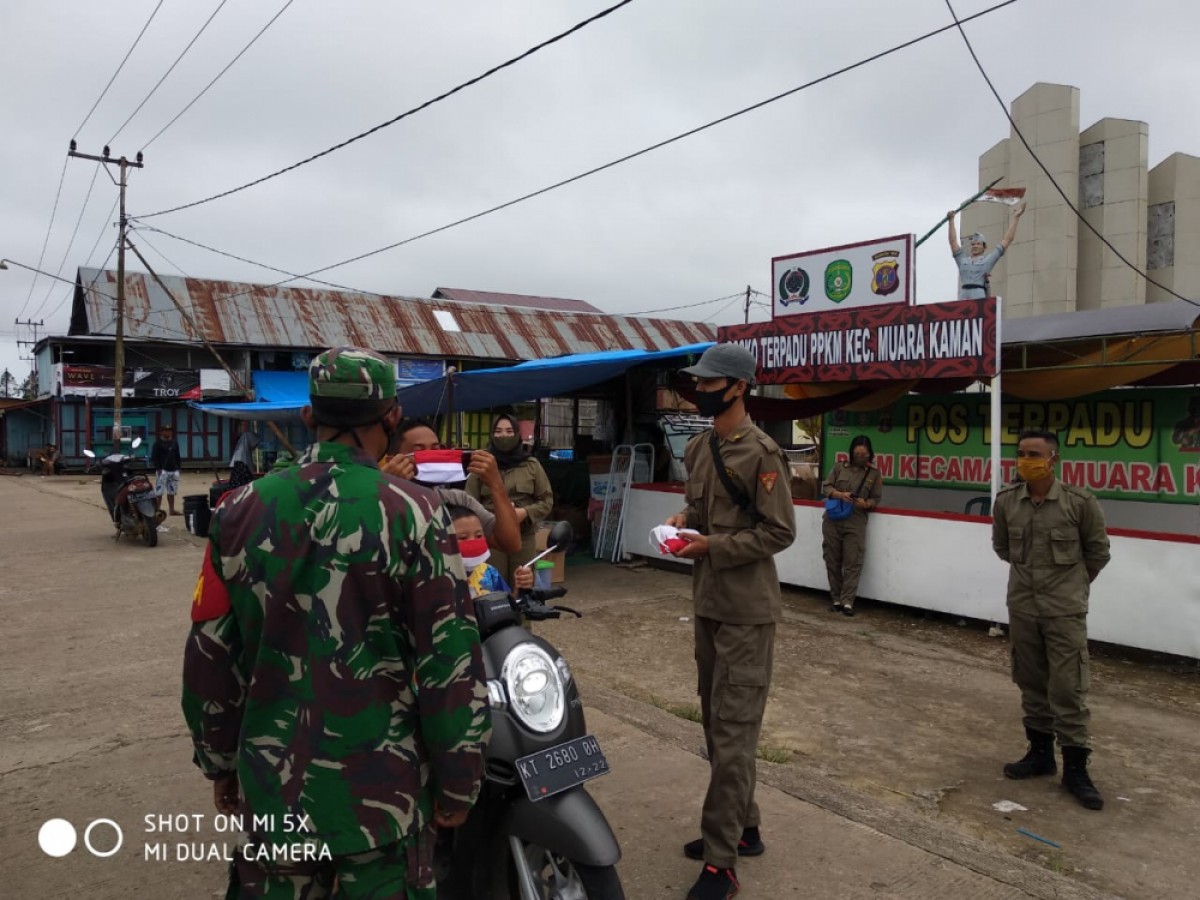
[992,428,1111,810]
[821,435,884,616]
[665,343,797,900]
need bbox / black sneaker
[683,828,764,860]
[831,602,844,612]
[841,606,856,617]
[686,864,740,900]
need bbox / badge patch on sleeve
[759,472,779,494]
[192,544,232,622]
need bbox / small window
[433,310,461,332]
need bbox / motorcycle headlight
[501,643,565,733]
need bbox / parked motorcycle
[437,521,624,900]
[82,438,163,547]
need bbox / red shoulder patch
[191,544,232,622]
[759,472,779,494]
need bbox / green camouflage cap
[309,347,397,400]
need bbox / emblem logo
[758,472,778,494]
[777,267,810,306]
[824,259,853,303]
[871,250,900,296]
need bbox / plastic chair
[964,496,991,517]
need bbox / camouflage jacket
[181,441,490,856]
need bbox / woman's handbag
[824,496,855,521]
[824,466,874,521]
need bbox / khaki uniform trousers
[695,616,775,869]
[1009,610,1091,747]
[822,516,868,608]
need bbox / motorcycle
[82,438,164,547]
[437,521,625,900]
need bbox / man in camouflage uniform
[665,343,797,900]
[992,428,1111,810]
[182,347,490,898]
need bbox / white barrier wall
[624,486,1200,660]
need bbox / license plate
[516,734,609,802]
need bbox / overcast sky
[2,0,1198,382]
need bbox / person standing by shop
[465,413,553,586]
[150,424,183,516]
[992,428,1111,810]
[820,435,883,617]
[663,343,796,900]
[183,347,490,896]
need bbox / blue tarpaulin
[191,371,308,420]
[192,344,714,420]
[393,342,714,417]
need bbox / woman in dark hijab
[465,413,554,586]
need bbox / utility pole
[14,318,44,389]
[743,284,752,325]
[67,141,143,445]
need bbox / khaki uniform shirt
[466,457,554,537]
[991,479,1111,617]
[821,461,884,522]
[679,416,797,624]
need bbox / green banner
[823,388,1200,504]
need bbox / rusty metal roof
[73,268,716,361]
[432,287,604,314]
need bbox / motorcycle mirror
[546,520,573,551]
[131,437,143,449]
[82,449,96,458]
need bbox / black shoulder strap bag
[708,432,766,525]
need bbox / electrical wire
[107,0,231,145]
[134,0,637,218]
[943,0,1198,308]
[16,156,70,319]
[141,0,297,150]
[29,163,103,319]
[43,233,120,323]
[74,0,166,139]
[624,294,744,319]
[149,0,1019,296]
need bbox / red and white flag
[412,449,470,484]
[977,187,1026,207]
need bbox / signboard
[57,365,201,400]
[396,358,446,387]
[772,234,913,317]
[718,297,997,383]
[824,388,1200,505]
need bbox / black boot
[1062,745,1104,810]
[1003,727,1057,779]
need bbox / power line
[147,0,1018,295]
[141,0,297,150]
[29,163,104,319]
[44,233,120,324]
[943,0,1198,308]
[134,0,638,218]
[74,0,166,139]
[16,156,70,319]
[108,0,231,145]
[623,292,744,316]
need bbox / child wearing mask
[449,506,534,598]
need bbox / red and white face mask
[412,449,471,485]
[457,537,490,569]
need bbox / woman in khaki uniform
[821,435,883,616]
[465,414,553,586]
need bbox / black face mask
[692,381,738,419]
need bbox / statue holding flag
[948,187,1026,299]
